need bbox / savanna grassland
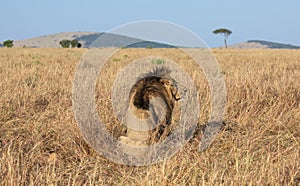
[0,48,299,185]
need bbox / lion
[119,67,184,146]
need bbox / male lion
[119,67,184,146]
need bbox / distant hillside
[248,40,300,49]
[76,33,142,48]
[13,32,96,48]
[229,40,300,49]
[13,32,177,48]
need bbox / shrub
[71,39,79,48]
[3,40,14,47]
[59,40,71,48]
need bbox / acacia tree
[213,28,232,48]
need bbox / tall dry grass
[0,48,299,185]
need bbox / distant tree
[3,40,14,48]
[59,39,71,48]
[213,28,232,48]
[71,39,79,48]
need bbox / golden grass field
[0,48,299,185]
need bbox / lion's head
[129,67,183,112]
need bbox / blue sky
[1,0,299,47]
